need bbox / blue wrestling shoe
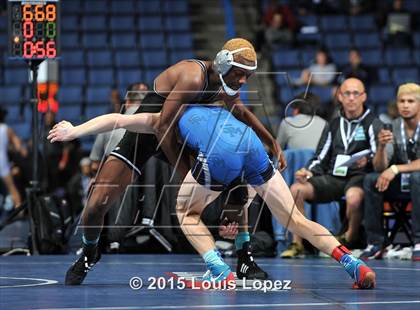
[176,262,236,289]
[194,261,236,290]
[174,250,236,289]
[340,254,376,289]
[203,261,235,283]
[199,250,235,289]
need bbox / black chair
[383,198,413,246]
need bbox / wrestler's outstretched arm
[47,112,160,142]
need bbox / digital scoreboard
[8,0,60,59]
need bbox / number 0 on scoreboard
[8,0,60,59]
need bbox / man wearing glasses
[362,83,420,261]
[280,78,382,258]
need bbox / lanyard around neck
[400,120,420,158]
[340,117,361,153]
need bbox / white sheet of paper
[337,149,371,168]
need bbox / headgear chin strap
[214,47,257,96]
[219,73,239,96]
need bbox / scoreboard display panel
[8,0,60,59]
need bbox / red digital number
[23,20,33,39]
[46,41,57,58]
[35,41,45,57]
[23,41,55,58]
[23,41,34,58]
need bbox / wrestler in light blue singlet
[178,106,274,190]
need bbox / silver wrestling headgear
[213,47,257,96]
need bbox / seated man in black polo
[281,78,383,258]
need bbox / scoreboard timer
[8,0,60,59]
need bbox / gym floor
[1,254,419,310]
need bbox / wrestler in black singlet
[110,60,222,175]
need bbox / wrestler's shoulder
[169,59,209,74]
[163,60,207,86]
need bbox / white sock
[414,243,420,251]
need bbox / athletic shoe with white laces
[384,245,412,260]
[359,244,384,260]
[236,242,268,280]
[65,246,101,285]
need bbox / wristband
[390,165,399,175]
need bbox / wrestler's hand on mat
[295,168,313,183]
[47,121,76,142]
[270,140,287,171]
[219,219,239,240]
